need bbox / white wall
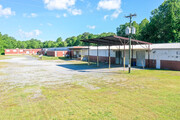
[150,49,180,61]
[150,49,180,69]
[83,49,115,57]
[81,47,180,68]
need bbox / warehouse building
[70,43,180,71]
[70,35,180,71]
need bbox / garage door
[136,51,145,67]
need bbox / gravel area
[0,56,134,88]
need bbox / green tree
[117,23,130,37]
[43,41,57,48]
[138,18,150,40]
[56,37,65,47]
[132,21,140,39]
[142,0,180,43]
[139,18,149,31]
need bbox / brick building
[5,48,41,55]
[41,47,69,57]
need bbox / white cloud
[0,4,15,17]
[34,30,41,36]
[104,15,109,20]
[87,25,96,29]
[63,13,67,17]
[56,14,60,18]
[19,29,42,38]
[23,13,38,18]
[43,0,82,16]
[43,0,76,10]
[97,0,121,10]
[111,9,122,19]
[47,23,52,26]
[68,8,82,15]
[97,0,122,19]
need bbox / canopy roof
[81,35,152,45]
[69,46,88,50]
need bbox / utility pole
[125,13,136,73]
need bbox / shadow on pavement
[56,63,123,71]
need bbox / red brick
[46,51,55,56]
[145,59,156,68]
[161,60,180,71]
[46,51,69,57]
[5,49,41,55]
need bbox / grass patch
[0,55,10,60]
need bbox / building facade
[5,48,41,55]
[41,47,69,57]
[4,43,180,71]
[70,43,180,71]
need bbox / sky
[0,0,165,41]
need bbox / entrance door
[116,51,121,64]
[156,60,160,69]
[76,51,80,58]
[136,51,145,67]
[26,51,30,54]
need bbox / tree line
[117,0,180,43]
[0,32,115,54]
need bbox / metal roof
[68,46,88,50]
[81,35,152,45]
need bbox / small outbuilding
[41,47,69,57]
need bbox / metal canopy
[80,35,151,69]
[81,35,152,45]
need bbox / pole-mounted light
[125,13,137,73]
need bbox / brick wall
[46,51,55,56]
[5,49,41,55]
[5,49,19,55]
[57,51,63,57]
[145,59,156,68]
[57,51,68,57]
[89,56,116,64]
[161,60,180,71]
[24,49,41,54]
[46,51,69,57]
